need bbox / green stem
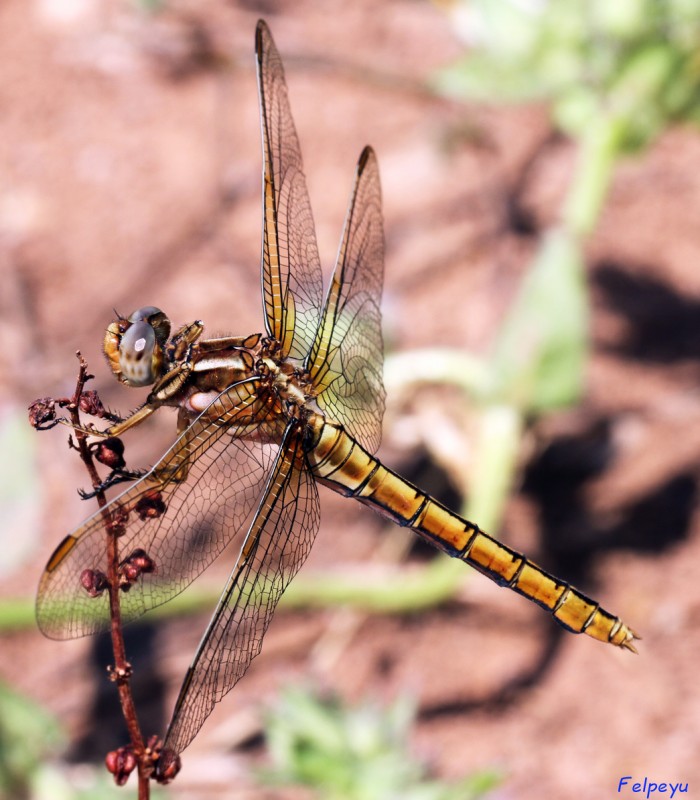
[0,598,36,631]
[564,114,625,238]
[281,554,465,612]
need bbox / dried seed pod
[105,746,137,786]
[154,747,181,784]
[107,504,129,537]
[95,437,126,470]
[118,549,156,590]
[134,490,167,520]
[80,569,109,597]
[28,398,56,428]
[78,390,108,418]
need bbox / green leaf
[553,86,601,136]
[261,688,501,799]
[435,0,700,145]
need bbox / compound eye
[119,321,161,387]
[128,306,171,345]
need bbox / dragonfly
[36,19,638,778]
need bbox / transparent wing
[161,424,320,757]
[36,380,286,640]
[256,19,323,360]
[307,147,385,453]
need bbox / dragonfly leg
[55,351,197,439]
[56,401,160,438]
[149,408,197,487]
[197,333,261,353]
[77,467,148,499]
[96,353,196,438]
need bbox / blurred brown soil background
[1,1,699,798]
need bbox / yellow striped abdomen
[306,419,638,652]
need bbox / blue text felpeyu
[618,777,688,798]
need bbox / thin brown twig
[65,353,150,798]
[30,352,178,792]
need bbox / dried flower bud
[154,747,181,784]
[135,490,167,520]
[105,746,137,786]
[95,437,126,470]
[80,569,109,597]
[79,390,107,418]
[107,505,129,537]
[129,549,156,574]
[106,662,133,682]
[118,549,155,590]
[118,564,138,589]
[28,398,56,428]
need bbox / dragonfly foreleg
[53,400,159,439]
[146,407,197,488]
[78,346,198,439]
[77,467,148,500]
[64,354,195,440]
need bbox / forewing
[256,20,323,360]
[36,380,283,640]
[161,424,320,757]
[307,147,385,453]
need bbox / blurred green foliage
[261,687,500,800]
[435,0,700,153]
[0,681,134,800]
[0,681,61,799]
[390,0,700,540]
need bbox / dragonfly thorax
[258,349,317,421]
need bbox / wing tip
[358,145,377,173]
[255,19,270,61]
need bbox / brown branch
[31,351,182,792]
[34,353,160,796]
[70,354,151,796]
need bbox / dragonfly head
[103,306,171,387]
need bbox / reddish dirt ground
[1,2,699,799]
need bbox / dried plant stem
[68,353,150,799]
